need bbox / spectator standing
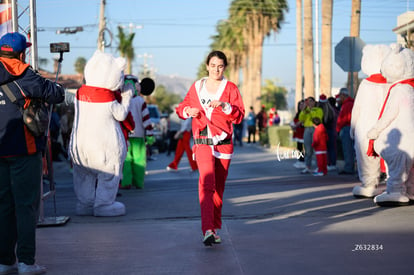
[121,75,154,189]
[246,106,257,143]
[319,94,338,171]
[60,106,74,153]
[50,106,67,161]
[272,110,281,126]
[336,88,355,175]
[291,100,305,168]
[233,121,243,146]
[166,118,198,171]
[298,97,323,174]
[311,117,328,176]
[0,32,65,275]
[256,105,267,135]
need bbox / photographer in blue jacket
[0,32,65,275]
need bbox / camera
[50,42,70,53]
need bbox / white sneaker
[327,165,337,171]
[301,168,310,174]
[166,166,177,172]
[18,263,46,275]
[313,171,325,176]
[0,264,17,275]
[293,161,306,169]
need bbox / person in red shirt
[336,88,355,174]
[166,118,198,171]
[312,117,328,176]
[291,100,305,168]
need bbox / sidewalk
[37,143,413,275]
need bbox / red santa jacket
[312,124,328,152]
[176,78,245,158]
[336,97,354,132]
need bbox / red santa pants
[195,145,231,233]
[315,152,328,175]
[168,131,198,170]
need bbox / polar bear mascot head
[84,50,126,91]
[361,44,390,76]
[380,43,414,82]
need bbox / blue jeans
[340,126,355,173]
[0,152,42,266]
[326,128,337,166]
[303,127,315,168]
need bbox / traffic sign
[335,36,365,72]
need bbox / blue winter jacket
[0,57,65,157]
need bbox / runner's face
[206,56,226,81]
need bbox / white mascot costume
[351,44,390,198]
[69,50,133,216]
[367,44,414,206]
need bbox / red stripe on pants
[195,145,231,233]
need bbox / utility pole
[11,0,18,32]
[97,0,106,51]
[314,0,320,99]
[295,0,303,106]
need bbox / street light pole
[29,0,38,70]
[97,0,106,51]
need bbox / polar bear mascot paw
[352,185,384,198]
[373,191,410,207]
[94,202,126,217]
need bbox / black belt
[194,138,231,145]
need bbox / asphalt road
[36,143,413,275]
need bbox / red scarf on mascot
[76,85,135,142]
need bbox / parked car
[147,104,167,152]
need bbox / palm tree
[303,0,314,99]
[117,26,135,75]
[348,0,361,97]
[295,0,303,108]
[210,19,244,89]
[74,57,87,75]
[320,0,333,97]
[229,0,288,113]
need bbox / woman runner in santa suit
[176,51,245,246]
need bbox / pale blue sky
[28,0,412,89]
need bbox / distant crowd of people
[290,88,359,177]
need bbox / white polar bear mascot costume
[69,50,133,216]
[351,44,390,198]
[367,43,414,206]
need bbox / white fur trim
[211,131,228,145]
[212,148,233,159]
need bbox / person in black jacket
[0,32,65,275]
